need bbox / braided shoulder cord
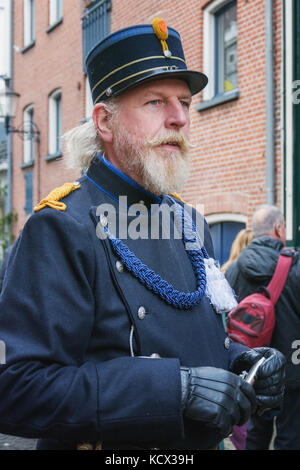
[106,200,209,310]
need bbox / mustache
[147,131,195,152]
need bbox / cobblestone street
[0,433,235,451]
[0,434,37,450]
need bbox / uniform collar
[86,155,162,209]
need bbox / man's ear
[92,103,113,143]
[274,223,281,238]
[274,223,284,240]
[274,221,286,244]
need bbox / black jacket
[0,156,246,450]
[226,236,300,388]
[0,244,13,293]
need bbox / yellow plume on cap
[152,17,170,54]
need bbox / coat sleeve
[0,209,183,443]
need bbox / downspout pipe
[265,0,275,205]
[5,0,13,217]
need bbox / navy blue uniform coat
[0,156,246,449]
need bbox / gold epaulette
[34,182,81,212]
[170,192,196,209]
[170,192,185,203]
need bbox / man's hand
[231,347,286,411]
[180,366,257,438]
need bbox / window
[209,220,245,266]
[82,0,111,73]
[23,105,35,165]
[0,0,12,77]
[85,76,94,118]
[285,0,300,249]
[202,0,238,106]
[49,0,63,26]
[216,2,237,94]
[24,170,33,214]
[24,0,35,47]
[48,89,62,157]
[0,121,7,165]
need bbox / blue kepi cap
[86,18,208,104]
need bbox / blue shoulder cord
[101,192,209,310]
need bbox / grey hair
[252,204,284,237]
[62,98,120,170]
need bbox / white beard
[112,124,191,195]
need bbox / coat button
[138,306,146,319]
[115,261,124,273]
[224,337,231,349]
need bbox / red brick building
[9,0,300,262]
[11,0,84,237]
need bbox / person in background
[225,204,300,450]
[221,228,254,275]
[221,228,254,450]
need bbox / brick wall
[178,0,282,223]
[109,0,282,224]
[12,0,84,234]
[11,0,282,235]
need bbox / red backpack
[226,249,294,348]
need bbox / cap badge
[152,17,172,57]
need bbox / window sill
[21,160,34,169]
[196,89,240,112]
[45,152,62,162]
[21,41,35,54]
[46,18,63,34]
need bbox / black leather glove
[180,366,257,438]
[231,347,286,411]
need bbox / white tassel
[204,258,237,314]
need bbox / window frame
[82,0,111,73]
[85,76,94,119]
[215,1,238,95]
[23,104,35,166]
[23,0,35,48]
[47,89,62,160]
[206,214,247,266]
[200,0,238,110]
[49,0,63,27]
[24,170,33,214]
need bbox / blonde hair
[221,228,254,274]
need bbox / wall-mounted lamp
[0,76,40,143]
[0,76,42,200]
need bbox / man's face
[109,78,193,195]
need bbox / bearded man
[0,20,285,451]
